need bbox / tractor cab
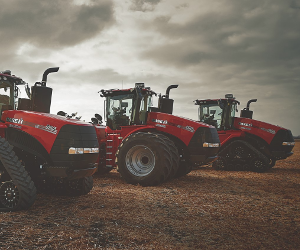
[195,94,240,130]
[100,83,156,130]
[0,70,26,114]
[99,83,179,130]
[0,67,59,114]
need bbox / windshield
[199,104,223,129]
[106,94,134,129]
[0,88,10,105]
[106,92,152,130]
[0,81,15,112]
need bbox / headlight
[203,142,220,148]
[69,147,99,154]
[282,142,295,146]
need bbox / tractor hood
[234,117,294,144]
[147,112,217,146]
[2,110,95,153]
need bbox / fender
[218,129,245,146]
[119,125,156,141]
[244,132,272,157]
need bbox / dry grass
[1,141,300,249]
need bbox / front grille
[270,129,294,152]
[188,127,220,155]
[50,124,99,168]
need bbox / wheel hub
[125,145,155,177]
[0,181,19,209]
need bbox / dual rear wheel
[116,132,186,186]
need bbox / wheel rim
[233,145,245,158]
[216,158,226,170]
[125,145,155,177]
[0,181,20,209]
[253,159,265,171]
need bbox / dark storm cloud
[140,0,300,83]
[0,0,114,49]
[50,68,132,89]
[130,0,161,12]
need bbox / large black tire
[174,160,192,178]
[0,138,36,212]
[116,132,172,186]
[251,157,269,173]
[158,135,179,180]
[66,176,93,196]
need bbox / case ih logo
[239,122,252,131]
[6,117,57,135]
[152,119,195,133]
[6,117,23,124]
[152,119,167,124]
[239,122,252,127]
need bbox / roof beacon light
[225,94,233,99]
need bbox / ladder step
[106,152,112,155]
[107,140,113,142]
[107,146,113,148]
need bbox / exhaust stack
[240,99,257,119]
[158,85,179,114]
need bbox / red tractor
[92,83,220,186]
[0,68,99,211]
[195,94,295,172]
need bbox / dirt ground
[1,141,299,249]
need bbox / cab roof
[100,87,156,97]
[0,72,25,88]
[195,98,240,105]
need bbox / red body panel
[234,117,283,145]
[147,112,213,145]
[217,118,284,147]
[218,130,245,145]
[1,110,94,153]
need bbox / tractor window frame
[106,93,134,130]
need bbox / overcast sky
[1,0,299,135]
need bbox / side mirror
[57,111,67,117]
[95,113,103,124]
[91,117,98,125]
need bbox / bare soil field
[1,140,300,249]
